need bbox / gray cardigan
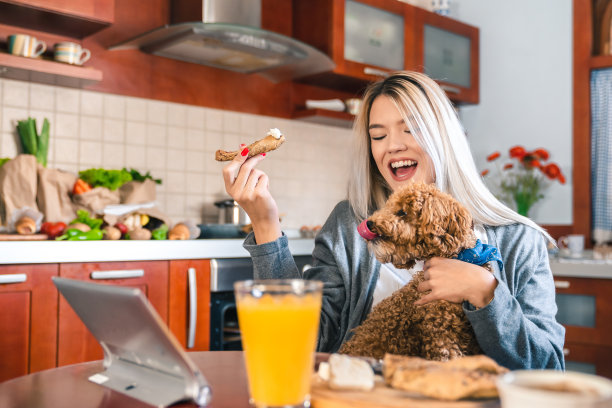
[243,200,565,370]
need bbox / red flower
[503,163,514,170]
[509,146,526,159]
[542,163,561,180]
[481,169,490,176]
[533,148,550,161]
[558,173,566,184]
[487,152,501,161]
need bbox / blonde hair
[347,71,552,241]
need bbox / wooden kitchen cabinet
[554,276,612,378]
[0,0,114,38]
[168,260,211,351]
[0,264,58,382]
[293,0,416,93]
[57,261,169,367]
[563,342,612,378]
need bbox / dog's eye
[396,209,407,217]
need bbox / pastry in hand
[215,128,285,161]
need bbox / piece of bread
[215,129,285,161]
[168,223,190,240]
[383,354,508,401]
[15,216,36,235]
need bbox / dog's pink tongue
[358,220,378,240]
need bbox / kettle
[214,199,250,225]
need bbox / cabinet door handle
[440,84,461,94]
[90,269,144,280]
[563,348,570,356]
[0,273,27,284]
[554,280,570,289]
[187,267,197,349]
[363,67,389,77]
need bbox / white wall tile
[186,150,205,172]
[1,132,19,157]
[79,140,102,167]
[55,113,79,138]
[146,146,166,170]
[29,84,55,111]
[103,118,125,143]
[125,121,146,145]
[80,91,103,116]
[147,100,167,125]
[2,106,28,132]
[146,123,166,147]
[125,144,147,169]
[102,143,125,168]
[167,126,186,149]
[223,111,242,134]
[166,170,186,193]
[54,138,79,164]
[205,108,223,131]
[125,97,146,121]
[3,80,28,108]
[103,94,126,120]
[166,148,186,171]
[168,103,187,126]
[186,129,205,151]
[187,106,205,129]
[56,88,80,114]
[79,116,103,140]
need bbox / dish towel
[590,68,612,244]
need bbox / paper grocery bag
[0,154,39,226]
[119,179,157,204]
[37,166,78,223]
[73,187,120,215]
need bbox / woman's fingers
[223,144,266,195]
[222,144,249,189]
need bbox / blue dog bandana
[455,239,504,271]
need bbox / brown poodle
[339,182,493,361]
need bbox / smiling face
[368,95,434,192]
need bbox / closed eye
[370,134,385,141]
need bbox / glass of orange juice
[234,279,323,408]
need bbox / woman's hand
[414,258,498,308]
[222,145,281,244]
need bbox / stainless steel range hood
[110,0,335,82]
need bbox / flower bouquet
[481,146,566,217]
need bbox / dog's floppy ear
[447,200,474,244]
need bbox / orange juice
[235,280,322,407]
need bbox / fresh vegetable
[40,222,67,239]
[123,168,162,184]
[73,178,92,195]
[140,214,150,226]
[127,228,152,240]
[103,226,121,240]
[68,222,90,232]
[16,117,50,167]
[151,224,168,240]
[78,168,132,191]
[56,228,104,241]
[115,223,128,236]
[143,216,164,231]
[71,210,103,230]
[0,158,10,168]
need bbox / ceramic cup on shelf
[53,42,91,66]
[7,34,47,58]
[557,234,585,258]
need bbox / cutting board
[0,233,48,241]
[310,377,500,408]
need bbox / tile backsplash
[0,79,353,229]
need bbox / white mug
[8,34,46,58]
[54,42,91,65]
[557,234,585,258]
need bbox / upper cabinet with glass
[414,7,479,104]
[292,0,416,93]
[292,0,479,104]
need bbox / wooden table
[0,351,501,408]
[0,351,251,408]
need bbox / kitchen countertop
[549,250,612,279]
[0,239,315,264]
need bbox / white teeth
[391,160,417,169]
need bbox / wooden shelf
[591,54,612,69]
[293,109,355,128]
[0,52,102,87]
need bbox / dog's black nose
[366,220,374,231]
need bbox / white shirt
[371,224,488,308]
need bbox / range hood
[110,0,335,82]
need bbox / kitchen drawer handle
[554,280,570,289]
[440,85,461,94]
[187,267,197,349]
[563,348,570,356]
[0,273,27,284]
[90,269,144,280]
[363,67,389,77]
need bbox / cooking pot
[214,199,250,225]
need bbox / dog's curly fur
[339,182,489,361]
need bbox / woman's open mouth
[389,159,417,181]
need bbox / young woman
[222,71,565,370]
